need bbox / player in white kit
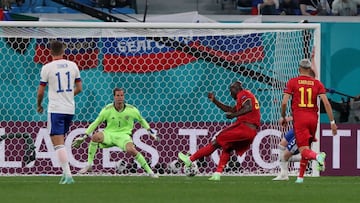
[37,40,83,184]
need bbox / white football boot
[78,164,93,174]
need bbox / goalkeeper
[272,127,301,181]
[72,87,159,178]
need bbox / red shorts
[215,122,257,156]
[293,112,318,147]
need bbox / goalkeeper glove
[147,129,160,142]
[72,134,89,148]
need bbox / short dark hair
[113,87,124,96]
[50,40,64,56]
[230,81,243,92]
[230,81,242,88]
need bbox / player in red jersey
[280,59,337,183]
[178,81,260,181]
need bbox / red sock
[216,151,231,173]
[301,149,317,160]
[190,143,217,162]
[298,158,308,178]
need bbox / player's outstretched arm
[310,47,318,79]
[147,129,160,142]
[319,94,337,135]
[72,109,106,148]
[225,99,252,119]
[134,108,160,142]
[208,92,235,113]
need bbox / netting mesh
[0,23,318,176]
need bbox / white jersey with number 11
[39,59,81,115]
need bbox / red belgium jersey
[284,75,326,117]
[235,90,261,128]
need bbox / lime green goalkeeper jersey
[85,103,150,135]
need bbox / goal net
[0,22,320,176]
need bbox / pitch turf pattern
[0,176,359,203]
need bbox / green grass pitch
[0,176,359,203]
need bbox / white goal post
[0,21,321,176]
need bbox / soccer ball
[115,159,128,174]
[183,162,199,177]
[167,160,182,174]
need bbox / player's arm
[37,68,47,114]
[319,93,337,135]
[37,85,46,114]
[72,108,106,148]
[225,99,252,119]
[74,68,82,96]
[74,80,82,96]
[135,109,159,141]
[281,93,291,118]
[310,47,318,78]
[85,110,106,135]
[134,108,150,130]
[280,93,291,126]
[208,92,235,113]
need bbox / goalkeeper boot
[78,164,93,174]
[316,152,326,171]
[178,152,192,167]
[59,175,75,184]
[272,174,289,181]
[295,177,304,184]
[208,172,221,181]
[149,172,159,179]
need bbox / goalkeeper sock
[278,145,289,176]
[87,141,98,165]
[135,153,152,174]
[279,161,289,176]
[190,143,217,162]
[278,144,286,157]
[288,154,301,162]
[278,145,288,176]
[55,145,71,177]
[215,150,230,173]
